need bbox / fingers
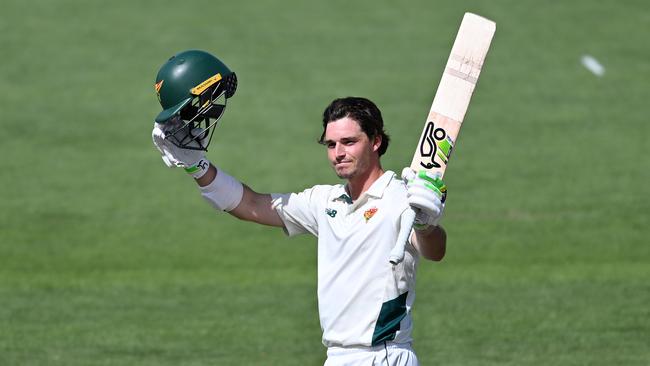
[409,177,443,198]
[161,145,183,167]
[152,126,167,149]
[407,184,442,217]
[191,127,209,148]
[403,168,446,226]
[152,120,206,169]
[161,154,174,168]
[401,167,416,181]
[405,169,447,203]
[153,124,179,168]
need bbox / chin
[334,168,353,179]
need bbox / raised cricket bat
[389,12,496,264]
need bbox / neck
[347,165,384,201]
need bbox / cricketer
[152,49,447,366]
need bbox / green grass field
[1,0,648,365]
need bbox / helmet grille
[164,73,237,151]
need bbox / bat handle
[389,207,417,265]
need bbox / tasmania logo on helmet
[154,80,164,102]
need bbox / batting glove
[402,168,447,230]
[152,120,211,179]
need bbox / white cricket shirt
[271,171,420,347]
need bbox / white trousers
[324,343,418,366]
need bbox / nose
[334,143,346,158]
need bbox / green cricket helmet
[154,49,237,150]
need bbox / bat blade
[410,12,496,177]
[390,13,495,265]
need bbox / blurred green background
[1,0,648,365]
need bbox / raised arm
[402,168,448,262]
[196,164,284,227]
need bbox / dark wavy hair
[319,97,390,156]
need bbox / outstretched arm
[196,164,284,227]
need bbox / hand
[152,122,206,169]
[401,168,447,229]
[152,120,212,179]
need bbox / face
[323,117,381,180]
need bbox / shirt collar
[333,171,397,207]
[360,170,396,199]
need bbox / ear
[371,134,382,152]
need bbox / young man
[152,50,447,366]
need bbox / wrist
[414,223,439,233]
[184,158,211,179]
[414,222,435,231]
[199,167,244,212]
[413,209,442,231]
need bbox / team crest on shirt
[363,207,378,222]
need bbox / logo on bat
[418,121,454,169]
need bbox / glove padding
[402,168,446,229]
[152,121,206,169]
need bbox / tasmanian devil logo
[418,121,448,169]
[363,207,378,222]
[154,80,164,102]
